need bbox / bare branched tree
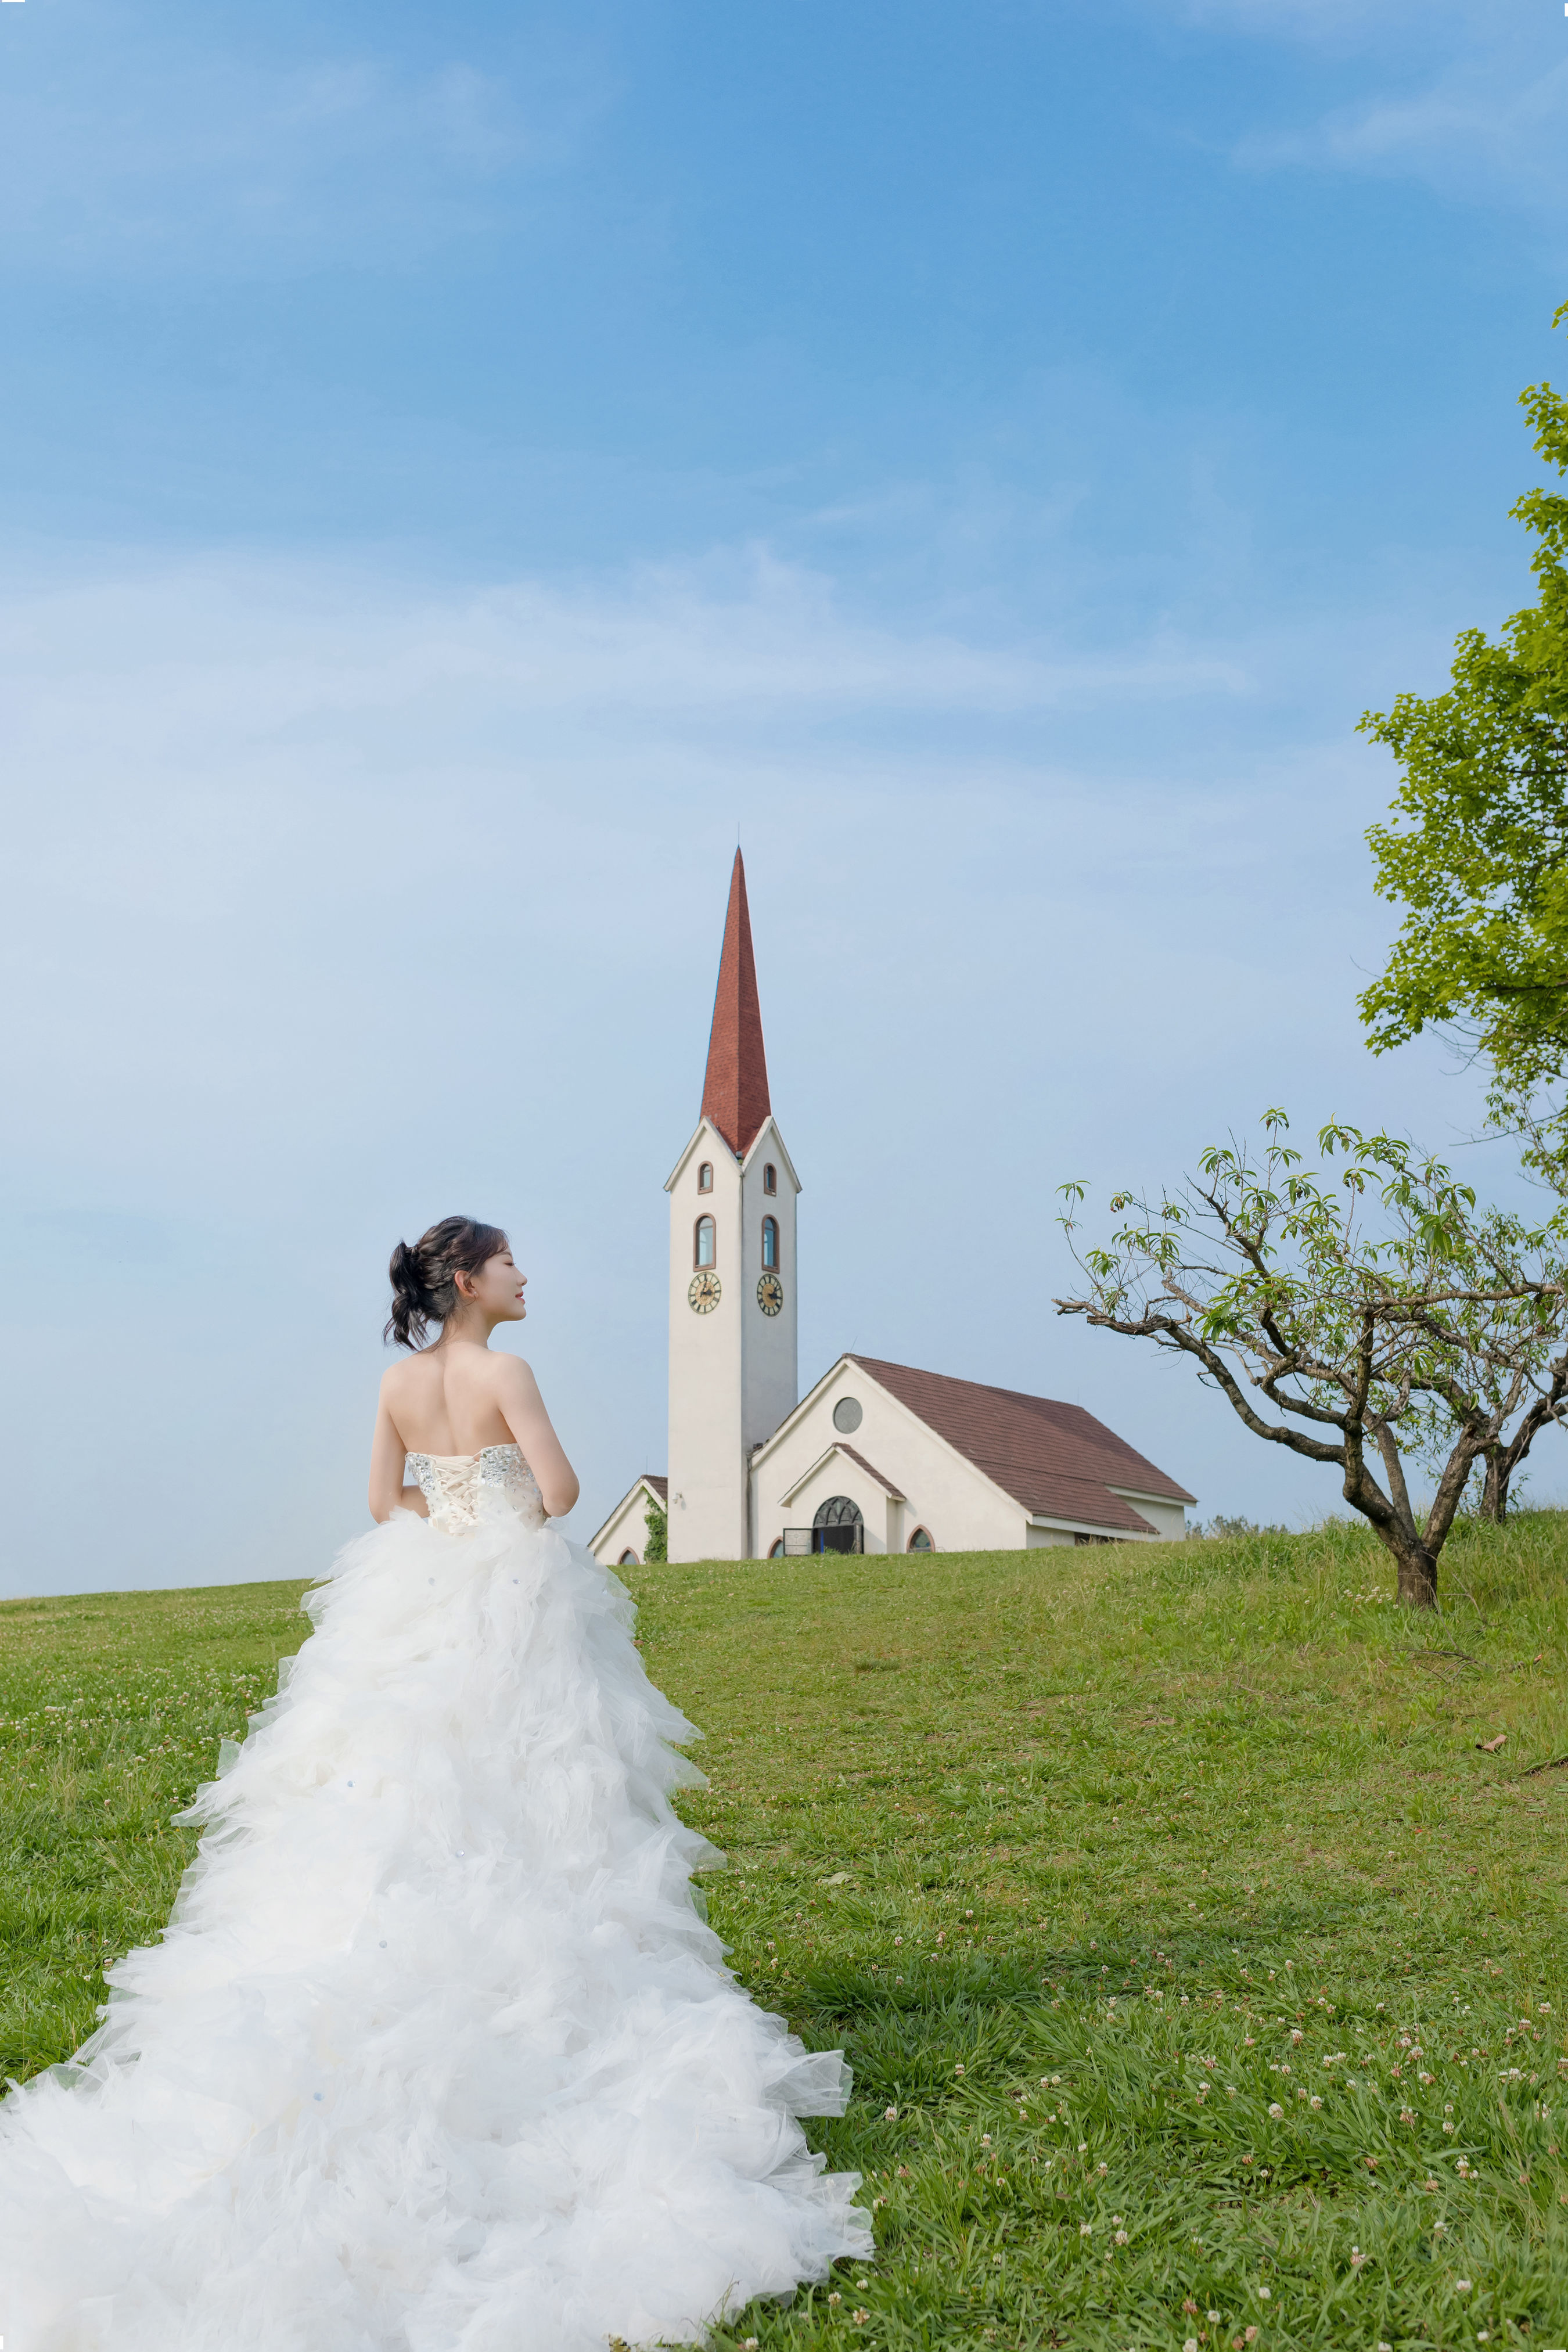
[1055,1114,1568,1607]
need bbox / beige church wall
[667,1115,802,1563]
[1024,1522,1073,1548]
[591,1485,660,1570]
[738,1119,798,1463]
[1110,1491,1187,1540]
[763,1451,896,1556]
[667,1120,747,1562]
[751,1358,1025,1558]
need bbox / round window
[832,1397,863,1434]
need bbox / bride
[0,1218,871,2351]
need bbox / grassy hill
[4,1516,1568,2346]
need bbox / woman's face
[461,1246,527,1322]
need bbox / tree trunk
[1391,1538,1438,1609]
[1480,1450,1510,1524]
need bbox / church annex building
[591,853,1195,1568]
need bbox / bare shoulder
[487,1352,541,1398]
[380,1354,436,1406]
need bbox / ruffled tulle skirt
[0,1506,871,2351]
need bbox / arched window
[768,1537,784,1559]
[812,1495,863,1553]
[763,1163,777,1195]
[761,1215,778,1269]
[697,1162,714,1193]
[695,1215,715,1269]
[618,1548,640,1567]
[907,1526,933,1553]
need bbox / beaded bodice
[404,1445,546,1533]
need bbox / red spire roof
[700,848,772,1159]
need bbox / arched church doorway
[812,1495,863,1553]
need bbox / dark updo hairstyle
[386,1216,510,1350]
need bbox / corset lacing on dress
[404,1444,547,1532]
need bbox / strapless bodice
[404,1444,546,1533]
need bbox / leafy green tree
[1056,1115,1568,1605]
[1360,310,1568,1094]
[643,1503,668,1565]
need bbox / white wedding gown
[0,1447,871,2351]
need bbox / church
[589,854,1195,1567]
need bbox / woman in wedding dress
[0,1217,871,2352]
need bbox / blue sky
[3,0,1568,1592]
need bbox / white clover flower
[1268,2102,1285,2119]
[1456,2279,1472,2292]
[1081,2221,1094,2236]
[884,2105,898,2121]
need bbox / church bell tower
[664,852,800,1562]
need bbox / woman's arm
[368,1387,429,1523]
[492,1357,581,1518]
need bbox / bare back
[382,1344,520,1456]
[369,1340,580,1522]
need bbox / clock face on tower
[687,1270,722,1314]
[756,1271,783,1317]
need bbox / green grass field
[4,1516,1568,2348]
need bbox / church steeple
[700,848,771,1159]
[666,850,798,1560]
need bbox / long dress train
[0,1445,871,2351]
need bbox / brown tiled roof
[836,1443,904,1498]
[700,849,772,1159]
[641,1475,668,1502]
[846,1355,1195,1533]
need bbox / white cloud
[0,24,603,275]
[1159,0,1491,49]
[0,545,1251,748]
[1238,48,1568,208]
